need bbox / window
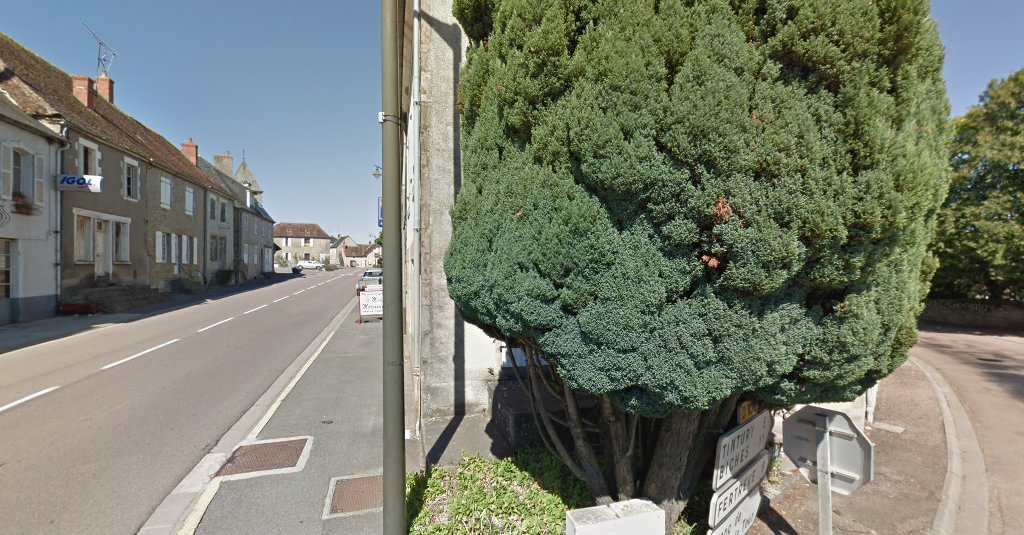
[304,253,310,260]
[219,237,227,262]
[303,237,311,246]
[185,187,194,216]
[220,201,227,223]
[155,231,172,263]
[123,158,140,200]
[80,139,99,175]
[11,149,32,203]
[114,222,129,262]
[209,236,218,262]
[160,177,171,209]
[75,215,94,262]
[283,237,291,246]
[0,239,11,299]
[209,197,217,220]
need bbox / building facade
[274,223,332,264]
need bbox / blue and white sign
[377,196,383,228]
[58,175,103,192]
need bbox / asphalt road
[0,267,363,535]
[913,328,1024,535]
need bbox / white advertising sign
[709,449,770,528]
[713,410,772,489]
[707,488,762,535]
[58,174,103,192]
[358,289,383,318]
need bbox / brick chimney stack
[96,71,114,103]
[181,137,198,165]
[71,75,95,108]
[214,151,234,175]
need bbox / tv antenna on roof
[81,22,117,76]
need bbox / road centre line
[244,305,268,315]
[307,286,316,290]
[101,339,180,370]
[293,290,305,295]
[0,386,61,414]
[197,318,235,333]
[273,296,290,303]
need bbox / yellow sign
[737,400,763,425]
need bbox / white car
[295,260,324,270]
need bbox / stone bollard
[567,499,664,535]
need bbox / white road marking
[101,339,180,370]
[0,386,61,414]
[197,318,235,333]
[307,286,316,290]
[244,305,268,315]
[273,296,290,303]
[293,290,305,295]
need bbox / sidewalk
[751,359,950,535]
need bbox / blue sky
[1,1,1021,242]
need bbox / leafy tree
[447,0,950,528]
[932,69,1024,301]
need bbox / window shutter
[34,154,46,205]
[156,231,164,263]
[120,160,126,196]
[0,144,12,200]
[193,236,199,265]
[171,233,178,264]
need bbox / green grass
[406,448,593,534]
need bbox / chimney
[71,75,95,108]
[181,137,198,165]
[214,151,234,175]
[96,71,114,103]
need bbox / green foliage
[406,449,592,534]
[447,0,951,416]
[932,69,1024,301]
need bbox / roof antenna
[81,22,117,76]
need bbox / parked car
[356,269,383,291]
[296,260,324,270]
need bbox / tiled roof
[344,244,379,258]
[274,222,331,239]
[0,89,59,140]
[0,33,228,195]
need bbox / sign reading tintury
[712,410,772,489]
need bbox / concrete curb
[137,296,357,535]
[910,355,989,535]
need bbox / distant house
[274,223,332,264]
[342,243,381,268]
[0,86,62,324]
[329,235,357,266]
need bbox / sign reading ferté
[58,175,103,192]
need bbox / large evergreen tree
[932,69,1023,301]
[446,0,950,527]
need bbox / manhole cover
[217,438,308,477]
[328,474,383,515]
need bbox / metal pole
[381,0,406,533]
[816,414,833,535]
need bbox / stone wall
[920,299,1024,331]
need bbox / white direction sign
[708,449,770,528]
[713,410,772,489]
[707,488,762,535]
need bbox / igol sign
[58,175,103,192]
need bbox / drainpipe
[203,189,209,285]
[409,0,424,442]
[55,125,72,306]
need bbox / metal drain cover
[329,474,383,515]
[217,438,308,477]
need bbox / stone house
[274,223,332,264]
[329,235,356,266]
[0,88,62,324]
[0,34,153,301]
[341,243,381,268]
[196,152,274,283]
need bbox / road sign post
[783,406,875,535]
[707,410,772,535]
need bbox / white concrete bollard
[566,499,665,535]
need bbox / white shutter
[0,144,12,200]
[155,231,164,263]
[171,233,178,264]
[34,154,45,206]
[120,159,126,196]
[193,236,199,265]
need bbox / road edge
[137,295,357,535]
[909,354,989,535]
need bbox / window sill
[122,196,140,203]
